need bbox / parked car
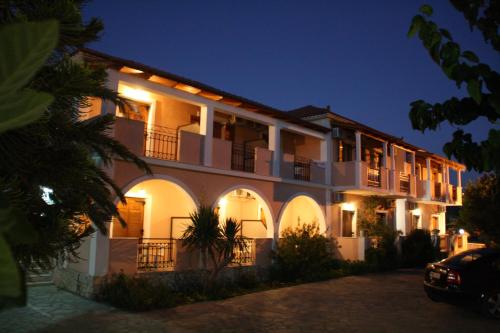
[424,248,500,319]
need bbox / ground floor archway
[278,194,326,236]
[215,187,274,239]
[111,177,197,239]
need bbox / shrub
[97,273,180,311]
[365,228,399,271]
[401,229,435,267]
[270,223,335,282]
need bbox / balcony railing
[434,182,443,201]
[451,185,457,202]
[144,125,178,161]
[231,142,255,173]
[294,156,311,181]
[399,173,410,193]
[232,239,254,265]
[137,238,175,272]
[367,167,381,187]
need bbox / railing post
[322,135,332,185]
[200,104,214,167]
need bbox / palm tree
[182,206,247,287]
[0,1,151,277]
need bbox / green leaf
[0,89,53,134]
[0,21,59,96]
[462,50,479,63]
[439,28,453,41]
[467,79,482,104]
[0,235,21,298]
[419,4,433,17]
[408,15,424,37]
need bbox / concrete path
[1,270,498,332]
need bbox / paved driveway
[1,269,498,332]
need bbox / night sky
[83,0,499,184]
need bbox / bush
[97,273,181,311]
[365,229,399,271]
[401,229,435,267]
[270,223,335,282]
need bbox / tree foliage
[181,206,247,287]
[408,1,500,173]
[0,0,149,288]
[358,196,392,237]
[458,173,500,246]
[271,223,334,282]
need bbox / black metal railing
[399,173,410,193]
[144,125,178,161]
[137,238,175,271]
[434,182,442,200]
[232,239,254,265]
[367,168,381,187]
[231,142,255,173]
[294,156,311,181]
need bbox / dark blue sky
[83,0,499,184]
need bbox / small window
[342,210,354,237]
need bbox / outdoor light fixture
[218,197,228,207]
[342,202,355,211]
[459,228,465,235]
[411,208,421,216]
[119,86,152,103]
[41,186,54,205]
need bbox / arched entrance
[111,178,197,239]
[278,194,326,236]
[215,187,274,239]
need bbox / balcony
[294,156,311,181]
[144,125,178,161]
[367,167,381,187]
[399,173,410,193]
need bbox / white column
[200,105,214,167]
[322,135,333,185]
[103,69,120,115]
[325,189,332,237]
[269,124,281,177]
[382,142,388,168]
[426,157,432,200]
[88,229,110,276]
[411,152,416,175]
[395,199,407,235]
[457,169,462,188]
[355,131,362,186]
[390,144,396,170]
[355,131,362,162]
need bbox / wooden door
[112,197,145,238]
[342,210,354,237]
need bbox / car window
[442,252,483,266]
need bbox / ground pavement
[0,269,498,332]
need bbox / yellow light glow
[342,202,356,211]
[126,189,147,198]
[119,86,153,103]
[411,208,421,216]
[218,198,228,207]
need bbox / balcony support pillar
[411,152,416,175]
[382,142,388,168]
[321,135,332,185]
[355,131,362,187]
[426,157,432,200]
[269,124,281,177]
[457,169,462,188]
[200,105,214,167]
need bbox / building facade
[54,49,465,295]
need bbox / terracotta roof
[79,48,330,134]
